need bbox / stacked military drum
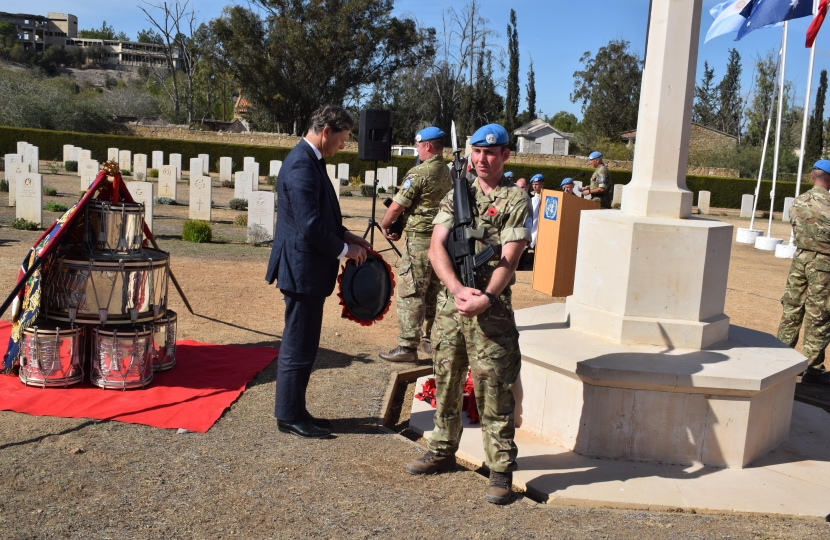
[18,199,178,389]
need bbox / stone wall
[123,124,738,178]
[688,123,738,155]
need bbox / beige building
[0,11,179,69]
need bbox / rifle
[446,121,494,288]
[382,197,404,236]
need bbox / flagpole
[765,21,789,240]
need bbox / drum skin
[85,200,145,256]
[91,325,154,389]
[19,323,85,388]
[43,248,170,325]
[152,310,177,372]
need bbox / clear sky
[5,0,830,122]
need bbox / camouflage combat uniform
[777,185,830,373]
[393,154,452,349]
[589,163,612,209]
[427,176,531,473]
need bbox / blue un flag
[736,0,814,40]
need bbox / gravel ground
[0,169,828,538]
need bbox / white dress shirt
[303,137,349,260]
[530,193,541,249]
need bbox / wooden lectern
[531,190,600,297]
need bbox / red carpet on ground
[0,322,277,433]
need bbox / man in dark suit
[266,105,370,438]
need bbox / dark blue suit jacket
[265,139,346,296]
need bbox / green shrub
[148,168,159,178]
[64,160,78,172]
[44,201,68,212]
[42,186,57,196]
[221,180,234,188]
[154,196,175,205]
[182,219,212,243]
[0,179,7,192]
[229,198,248,210]
[234,213,248,226]
[11,218,39,230]
[45,160,62,175]
[360,184,374,197]
[266,175,278,186]
[349,175,362,186]
[377,187,386,194]
[342,190,352,197]
[121,169,131,176]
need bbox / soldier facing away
[778,159,830,386]
[379,127,452,362]
[405,124,531,505]
[581,151,612,208]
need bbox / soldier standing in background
[582,151,612,208]
[405,124,531,505]
[778,160,830,386]
[379,127,452,362]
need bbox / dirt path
[0,172,827,538]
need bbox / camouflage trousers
[778,249,830,372]
[426,287,521,473]
[397,236,440,348]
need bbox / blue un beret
[589,151,602,160]
[504,171,514,178]
[470,124,509,147]
[415,126,444,142]
[530,174,544,183]
[813,160,830,175]
[561,177,574,187]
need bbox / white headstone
[573,180,584,197]
[740,194,754,218]
[169,154,182,180]
[63,145,74,163]
[376,168,389,190]
[189,175,212,221]
[234,171,253,200]
[152,151,164,171]
[17,141,28,156]
[244,161,260,187]
[23,145,39,174]
[698,190,711,215]
[326,164,339,199]
[158,165,178,199]
[247,191,275,243]
[8,162,30,206]
[4,154,22,183]
[127,181,154,232]
[189,158,203,181]
[269,160,282,178]
[365,170,375,185]
[16,173,42,225]
[70,147,79,162]
[337,163,349,181]
[79,159,99,179]
[198,154,210,175]
[612,184,624,207]
[76,149,91,176]
[81,175,96,191]
[783,196,795,222]
[118,150,132,173]
[220,157,233,182]
[107,148,119,162]
[133,154,148,179]
[388,166,398,188]
[243,157,256,167]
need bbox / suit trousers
[275,289,327,422]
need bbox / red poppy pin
[487,207,498,217]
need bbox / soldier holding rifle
[405,124,531,505]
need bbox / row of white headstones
[4,143,403,243]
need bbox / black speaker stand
[362,160,401,257]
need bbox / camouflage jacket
[433,176,532,289]
[790,185,830,256]
[590,164,612,209]
[393,154,452,234]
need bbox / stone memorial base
[754,236,783,251]
[735,228,763,244]
[513,303,805,468]
[775,242,797,259]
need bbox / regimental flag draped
[737,0,814,40]
[3,169,111,372]
[706,0,751,43]
[807,0,828,46]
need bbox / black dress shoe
[277,419,331,439]
[801,371,830,386]
[306,415,332,428]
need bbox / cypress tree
[504,9,520,147]
[806,69,827,163]
[525,57,536,120]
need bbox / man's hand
[581,187,590,195]
[383,229,400,241]
[453,287,489,318]
[344,231,372,250]
[345,244,367,265]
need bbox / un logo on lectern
[544,195,558,221]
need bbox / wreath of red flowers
[336,248,396,326]
[487,207,498,217]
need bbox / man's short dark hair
[309,105,354,134]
